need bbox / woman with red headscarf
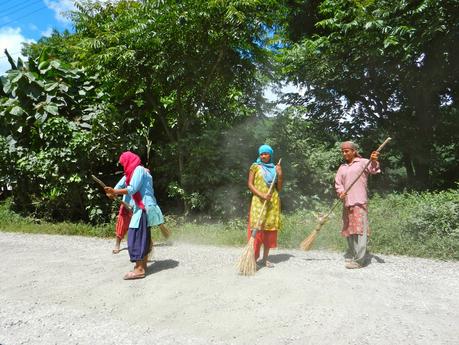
[105,151,166,280]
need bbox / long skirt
[341,204,370,265]
[341,204,370,237]
[115,204,132,240]
[127,211,151,262]
[247,228,277,260]
[247,208,278,260]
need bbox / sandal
[123,271,145,280]
[112,248,120,254]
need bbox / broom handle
[320,137,392,224]
[253,158,282,235]
[91,175,133,212]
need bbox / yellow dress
[249,163,281,231]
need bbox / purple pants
[127,211,151,262]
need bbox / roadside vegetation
[2,188,457,260]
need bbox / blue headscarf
[255,144,276,186]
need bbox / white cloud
[44,0,76,23]
[0,27,35,75]
[41,27,55,37]
[44,0,117,23]
[29,23,39,31]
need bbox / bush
[1,190,458,260]
[369,189,459,260]
[0,198,113,237]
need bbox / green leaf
[10,106,24,116]
[383,35,398,48]
[43,104,59,115]
[79,122,92,129]
[2,79,12,94]
[11,71,23,83]
[44,82,59,92]
[35,112,48,123]
[58,83,69,93]
[50,60,61,69]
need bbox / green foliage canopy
[0,49,114,221]
[281,0,459,189]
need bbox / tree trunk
[176,140,189,215]
[402,152,415,182]
[176,91,190,215]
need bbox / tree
[281,0,459,189]
[0,49,115,221]
[68,0,284,212]
[1,0,288,221]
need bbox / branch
[4,49,17,70]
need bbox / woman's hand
[370,151,380,161]
[104,186,116,199]
[339,191,346,200]
[262,193,272,201]
[276,163,283,177]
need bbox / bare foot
[113,238,122,254]
[263,260,274,268]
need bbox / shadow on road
[146,259,179,275]
[153,241,173,247]
[368,254,385,264]
[301,257,335,261]
[268,253,295,264]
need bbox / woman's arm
[335,167,346,200]
[105,167,143,197]
[367,151,381,175]
[248,169,271,201]
[105,186,128,197]
[276,163,283,192]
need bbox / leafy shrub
[1,188,458,261]
[369,189,459,259]
[403,192,458,239]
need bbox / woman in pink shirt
[335,141,380,269]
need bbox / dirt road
[1,232,458,345]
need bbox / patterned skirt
[341,204,370,237]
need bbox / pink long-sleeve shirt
[335,158,380,207]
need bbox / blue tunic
[115,166,164,229]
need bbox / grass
[1,189,458,260]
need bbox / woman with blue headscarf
[247,144,283,267]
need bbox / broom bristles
[159,225,171,239]
[237,237,257,276]
[300,230,318,251]
[300,214,329,251]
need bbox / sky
[0,0,75,74]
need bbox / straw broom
[300,137,392,251]
[159,224,172,239]
[237,158,281,276]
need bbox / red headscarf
[119,151,145,210]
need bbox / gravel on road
[1,232,458,345]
